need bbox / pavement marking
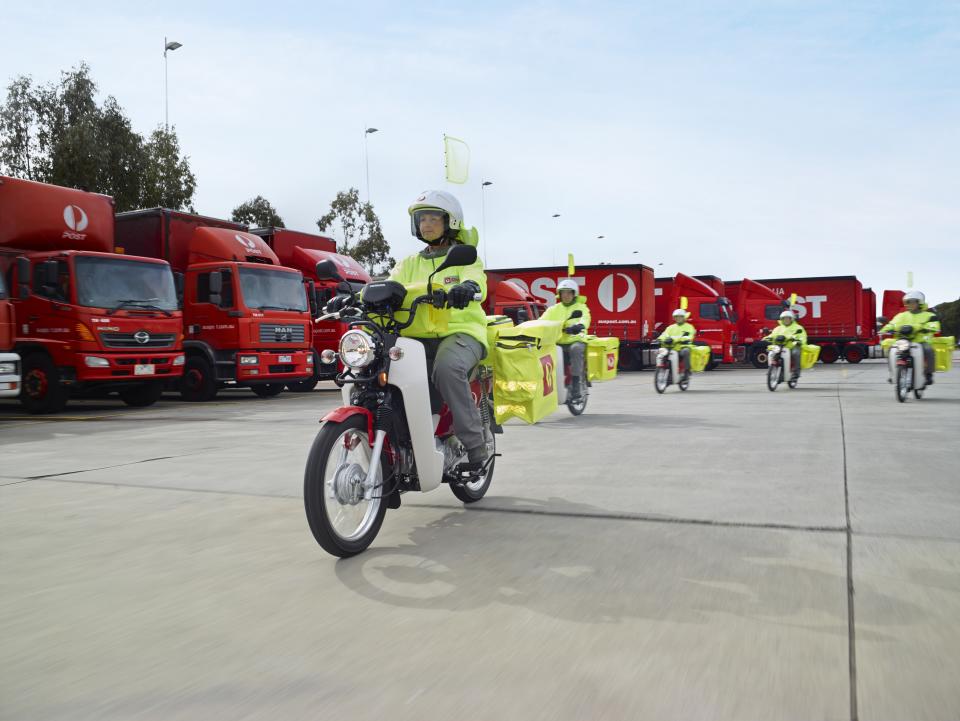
[23,450,221,481]
[837,382,859,721]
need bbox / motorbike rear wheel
[654,366,669,394]
[304,415,388,557]
[767,362,781,392]
[896,365,910,403]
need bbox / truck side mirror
[174,272,184,306]
[306,280,318,317]
[316,260,343,282]
[516,308,530,323]
[16,256,31,299]
[208,271,223,306]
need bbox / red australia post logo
[443,275,460,286]
[607,353,616,370]
[540,355,555,395]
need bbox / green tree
[0,64,196,212]
[934,298,960,339]
[317,187,394,274]
[231,195,284,228]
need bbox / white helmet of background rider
[780,309,796,321]
[903,290,925,305]
[557,278,579,295]
[408,190,463,244]
[672,308,688,321]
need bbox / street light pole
[551,213,561,266]
[364,127,378,204]
[163,38,182,130]
[481,180,493,266]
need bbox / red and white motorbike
[303,245,497,557]
[887,326,930,403]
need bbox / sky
[3,0,958,304]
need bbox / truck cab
[1,176,184,413]
[0,269,20,398]
[485,272,546,324]
[727,278,789,367]
[660,274,737,366]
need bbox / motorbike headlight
[657,348,668,358]
[768,345,780,352]
[895,339,910,351]
[339,330,376,369]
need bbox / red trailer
[0,263,20,398]
[0,176,183,413]
[881,290,905,324]
[730,275,875,364]
[115,210,314,401]
[251,227,372,389]
[486,264,656,369]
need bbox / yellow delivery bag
[801,344,821,369]
[586,336,620,381]
[932,336,955,372]
[491,322,561,424]
[689,345,711,373]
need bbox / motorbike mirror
[16,256,31,299]
[434,244,477,273]
[316,260,344,282]
[569,310,583,319]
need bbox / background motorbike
[654,337,690,394]
[888,325,929,403]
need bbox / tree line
[0,64,393,274]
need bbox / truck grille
[259,324,305,343]
[101,332,176,348]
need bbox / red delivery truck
[484,272,547,324]
[728,275,875,364]
[723,278,789,367]
[0,176,183,413]
[0,265,21,398]
[250,227,372,389]
[114,209,314,401]
[486,264,656,369]
[881,290,905,324]
[655,274,738,366]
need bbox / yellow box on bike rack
[481,315,514,368]
[586,336,620,381]
[689,345,711,373]
[880,338,895,355]
[801,344,821,370]
[932,336,955,372]
[491,322,560,424]
[392,282,450,339]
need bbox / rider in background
[763,309,807,382]
[879,290,941,385]
[657,309,696,381]
[542,278,591,399]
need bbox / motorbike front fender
[321,406,375,444]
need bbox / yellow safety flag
[907,271,913,289]
[789,292,797,306]
[568,253,575,277]
[680,296,688,310]
[443,135,469,184]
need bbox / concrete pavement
[1,359,958,720]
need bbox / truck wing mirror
[174,272,185,306]
[516,308,529,323]
[306,280,318,317]
[208,270,223,306]
[16,256,31,299]
[316,260,343,282]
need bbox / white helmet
[672,308,688,319]
[780,309,796,320]
[557,278,579,294]
[903,290,925,305]
[408,190,463,242]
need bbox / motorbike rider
[386,190,490,471]
[658,309,696,380]
[763,309,807,381]
[541,278,591,399]
[879,290,941,385]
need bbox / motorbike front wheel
[896,365,910,403]
[450,431,496,504]
[566,376,589,416]
[304,415,388,557]
[767,362,781,391]
[654,366,670,394]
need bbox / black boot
[570,377,582,398]
[926,374,934,386]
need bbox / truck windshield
[75,256,178,311]
[239,267,307,311]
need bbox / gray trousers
[790,346,801,376]
[421,334,486,451]
[561,342,586,380]
[922,343,934,376]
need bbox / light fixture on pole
[364,127,378,204]
[481,180,493,266]
[164,38,183,130]
[551,213,562,265]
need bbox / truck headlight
[0,362,17,374]
[84,356,110,368]
[339,331,375,369]
[173,355,186,366]
[239,355,259,365]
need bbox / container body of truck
[0,176,183,413]
[250,227,371,389]
[0,269,21,397]
[115,210,313,401]
[487,264,656,369]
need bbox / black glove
[324,294,353,314]
[564,324,585,335]
[900,325,913,336]
[447,281,480,309]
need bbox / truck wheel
[749,347,768,369]
[180,356,218,402]
[20,353,69,414]
[618,348,640,371]
[820,345,839,364]
[251,383,285,398]
[844,344,864,364]
[119,382,163,407]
